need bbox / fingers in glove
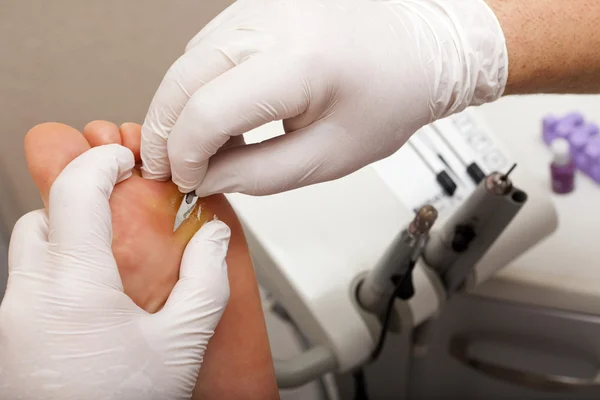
[167,51,323,194]
[196,120,362,196]
[48,144,135,282]
[141,33,243,182]
[8,210,49,274]
[154,220,231,355]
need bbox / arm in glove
[141,0,507,196]
[0,144,231,400]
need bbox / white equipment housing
[226,109,557,373]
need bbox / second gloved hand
[141,0,508,196]
[0,145,230,400]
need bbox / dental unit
[177,109,557,391]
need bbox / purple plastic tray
[542,112,600,183]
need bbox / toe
[24,123,90,207]
[83,120,122,147]
[120,123,142,163]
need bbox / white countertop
[471,94,600,315]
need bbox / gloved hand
[0,145,231,400]
[141,0,507,196]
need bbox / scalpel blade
[173,192,198,232]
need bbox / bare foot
[27,120,219,311]
[24,121,278,400]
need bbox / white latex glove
[141,0,507,196]
[0,145,231,400]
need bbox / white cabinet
[410,294,600,399]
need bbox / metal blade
[173,192,199,232]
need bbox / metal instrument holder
[271,169,529,389]
[423,167,528,295]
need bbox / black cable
[370,259,416,362]
[352,368,369,400]
[353,259,417,400]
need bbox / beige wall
[0,0,232,234]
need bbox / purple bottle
[550,138,575,194]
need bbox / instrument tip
[173,192,199,232]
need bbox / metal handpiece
[408,205,438,260]
[173,192,199,232]
[423,164,527,294]
[356,205,438,314]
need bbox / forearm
[192,195,279,400]
[487,0,600,94]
